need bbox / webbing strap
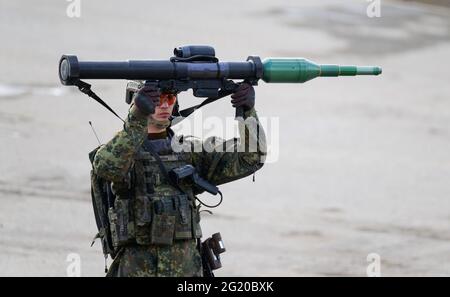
[74,80,125,123]
[177,92,230,118]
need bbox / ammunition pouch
[136,194,202,245]
[108,199,135,248]
[108,194,202,248]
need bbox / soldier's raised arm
[93,86,160,182]
[190,84,267,186]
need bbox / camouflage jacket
[93,105,266,188]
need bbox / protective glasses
[159,93,177,106]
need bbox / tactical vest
[107,144,202,249]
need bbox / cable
[195,190,223,208]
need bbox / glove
[231,82,255,111]
[132,85,161,116]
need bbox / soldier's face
[152,94,176,121]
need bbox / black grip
[194,175,219,195]
[235,106,244,118]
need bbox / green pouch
[108,207,119,248]
[174,194,194,239]
[134,195,152,245]
[108,199,134,247]
[150,213,176,245]
[193,205,203,239]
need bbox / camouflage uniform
[93,104,266,277]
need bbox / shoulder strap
[174,88,235,120]
[75,80,125,123]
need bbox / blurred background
[0,0,449,276]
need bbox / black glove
[133,85,161,116]
[231,82,255,111]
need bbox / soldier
[92,82,266,277]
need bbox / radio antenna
[89,121,102,145]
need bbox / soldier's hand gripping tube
[200,232,226,277]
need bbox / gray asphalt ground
[0,0,449,276]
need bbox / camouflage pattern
[189,108,267,186]
[106,240,202,277]
[94,105,149,183]
[93,104,266,277]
